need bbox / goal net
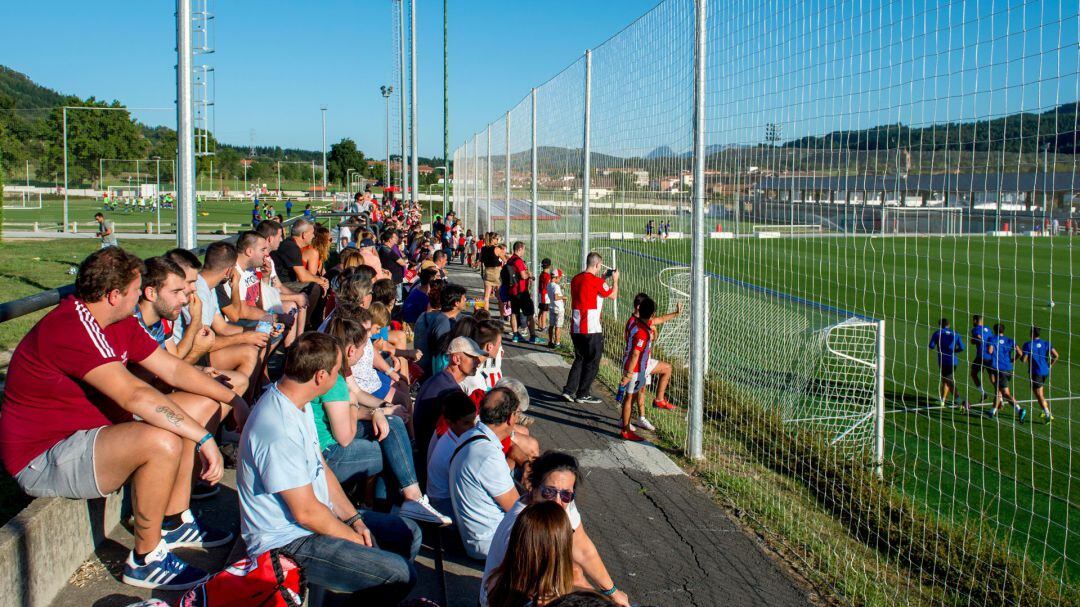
[752,223,823,236]
[880,207,964,235]
[2,192,42,209]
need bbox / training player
[1021,327,1059,423]
[969,315,995,401]
[986,323,1026,422]
[928,318,966,410]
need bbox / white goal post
[881,206,964,235]
[752,223,824,236]
[2,192,43,210]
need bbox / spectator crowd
[0,188,684,607]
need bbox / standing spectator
[986,324,1026,422]
[449,387,522,560]
[237,333,418,604]
[303,204,313,219]
[537,258,552,334]
[562,252,619,404]
[482,452,631,607]
[547,269,566,347]
[0,247,241,590]
[285,199,293,218]
[271,218,328,330]
[1021,327,1059,422]
[503,241,540,343]
[618,297,654,442]
[95,212,118,248]
[480,234,506,310]
[485,501,575,607]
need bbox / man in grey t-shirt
[95,212,118,248]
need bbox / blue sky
[0,0,660,159]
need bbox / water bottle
[615,385,627,403]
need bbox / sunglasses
[539,485,575,503]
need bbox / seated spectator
[238,332,418,604]
[414,336,487,465]
[138,255,214,368]
[313,316,450,525]
[162,248,218,368]
[255,220,310,339]
[425,391,478,517]
[461,320,506,400]
[486,501,575,607]
[218,231,291,349]
[402,267,439,325]
[420,249,449,280]
[483,452,630,607]
[0,247,243,590]
[320,269,373,331]
[431,315,479,377]
[302,224,332,278]
[270,218,328,330]
[449,387,522,560]
[414,283,468,376]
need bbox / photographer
[561,252,619,404]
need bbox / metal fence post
[505,111,511,242]
[486,126,493,233]
[581,49,592,268]
[62,107,69,232]
[398,0,407,198]
[687,0,707,461]
[530,88,539,280]
[410,0,419,205]
[475,134,482,235]
[176,0,197,249]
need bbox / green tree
[327,138,366,187]
[41,97,149,188]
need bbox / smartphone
[255,320,273,334]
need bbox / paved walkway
[45,263,813,607]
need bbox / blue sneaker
[121,540,209,590]
[512,334,521,343]
[162,509,234,548]
[1018,408,1028,423]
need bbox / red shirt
[0,297,158,475]
[623,318,651,372]
[570,272,613,334]
[506,255,529,296]
[538,271,551,304]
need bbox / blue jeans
[283,510,420,604]
[323,415,418,492]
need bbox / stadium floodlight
[381,86,393,189]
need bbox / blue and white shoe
[121,540,209,590]
[1018,408,1028,423]
[162,509,234,548]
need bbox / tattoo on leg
[155,406,185,427]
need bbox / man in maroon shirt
[505,241,540,343]
[0,247,248,590]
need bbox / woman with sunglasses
[481,452,631,607]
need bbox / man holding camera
[561,252,619,404]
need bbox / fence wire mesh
[450,0,1079,603]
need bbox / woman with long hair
[304,224,332,275]
[486,501,575,607]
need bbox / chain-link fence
[452,0,1079,604]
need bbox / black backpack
[500,259,519,292]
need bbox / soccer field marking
[886,395,1075,416]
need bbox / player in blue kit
[928,318,966,410]
[1021,327,1060,423]
[969,315,995,402]
[986,324,1025,422]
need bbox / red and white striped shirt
[570,272,613,334]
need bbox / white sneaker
[399,495,452,526]
[637,416,656,432]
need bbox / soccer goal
[2,192,43,210]
[752,223,823,237]
[653,266,694,366]
[881,206,964,235]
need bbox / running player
[928,318,966,410]
[1021,327,1059,423]
[986,323,1026,422]
[644,220,655,242]
[969,314,995,401]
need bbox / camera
[604,268,617,279]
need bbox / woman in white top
[482,452,631,607]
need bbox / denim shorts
[15,427,105,499]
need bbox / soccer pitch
[539,232,1078,580]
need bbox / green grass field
[538,231,1079,583]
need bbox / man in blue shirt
[986,324,1025,422]
[928,318,966,410]
[1021,327,1060,422]
[969,314,995,402]
[238,333,418,603]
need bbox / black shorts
[538,302,550,313]
[971,359,987,373]
[995,371,1013,390]
[939,362,956,380]
[511,292,535,317]
[1031,374,1048,390]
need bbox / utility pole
[443,0,449,216]
[321,106,328,197]
[410,0,419,204]
[176,0,197,249]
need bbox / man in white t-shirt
[220,231,273,327]
[448,387,521,560]
[425,391,478,517]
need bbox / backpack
[500,259,521,294]
[177,549,306,607]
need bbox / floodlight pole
[276,161,281,199]
[504,111,511,242]
[381,86,393,189]
[687,0,707,461]
[581,49,592,268]
[321,106,328,195]
[397,0,407,197]
[176,0,197,249]
[486,127,492,233]
[62,107,68,231]
[409,0,419,204]
[530,88,539,281]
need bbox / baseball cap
[359,238,376,247]
[447,336,486,358]
[553,268,564,279]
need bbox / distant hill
[0,65,65,109]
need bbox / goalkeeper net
[880,207,964,236]
[2,192,42,210]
